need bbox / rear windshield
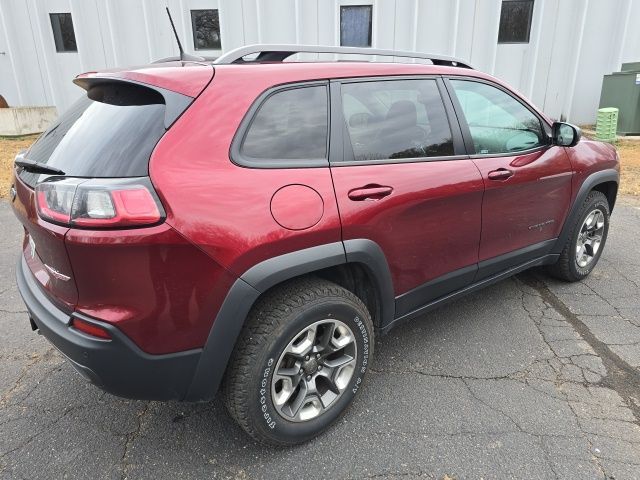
[19,82,166,187]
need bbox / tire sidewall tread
[222,278,374,446]
[548,190,610,282]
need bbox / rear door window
[240,85,328,161]
[19,82,167,187]
[341,79,454,161]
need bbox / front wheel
[222,278,374,445]
[548,190,610,282]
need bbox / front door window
[450,80,545,155]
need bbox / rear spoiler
[73,77,192,130]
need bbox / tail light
[35,177,164,229]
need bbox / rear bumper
[16,255,202,401]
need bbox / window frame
[340,4,373,48]
[190,9,222,51]
[443,76,552,159]
[230,81,331,169]
[49,12,78,53]
[497,0,535,44]
[329,76,467,166]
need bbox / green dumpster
[599,62,640,136]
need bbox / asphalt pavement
[1,197,639,480]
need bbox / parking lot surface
[1,198,639,480]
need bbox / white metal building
[0,0,639,125]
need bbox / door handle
[488,168,514,181]
[348,185,393,201]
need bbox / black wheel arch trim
[185,239,395,402]
[552,168,619,255]
[343,239,396,328]
[184,277,260,401]
[241,242,347,292]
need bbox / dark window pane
[450,80,544,154]
[19,83,166,187]
[341,80,454,161]
[241,86,328,160]
[498,0,534,43]
[50,13,77,52]
[191,9,221,50]
[340,5,372,47]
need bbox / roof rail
[213,44,474,69]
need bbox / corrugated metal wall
[0,0,638,124]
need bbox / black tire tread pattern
[221,276,373,445]
[547,190,609,282]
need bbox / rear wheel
[548,191,610,282]
[222,278,374,445]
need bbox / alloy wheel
[575,209,605,268]
[271,319,357,422]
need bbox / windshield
[19,82,167,187]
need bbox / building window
[191,9,221,50]
[50,13,77,52]
[498,0,534,44]
[340,5,372,47]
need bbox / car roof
[76,59,551,125]
[75,43,486,98]
[76,60,488,97]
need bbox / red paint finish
[270,185,324,231]
[330,161,484,295]
[472,147,573,261]
[12,60,621,359]
[65,223,235,354]
[12,173,76,312]
[149,68,343,278]
[148,63,492,279]
[565,140,620,205]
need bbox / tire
[547,190,610,282]
[222,277,375,446]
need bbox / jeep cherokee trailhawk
[11,45,619,445]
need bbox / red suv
[12,45,619,445]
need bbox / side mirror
[552,122,581,147]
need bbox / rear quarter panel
[149,68,342,278]
[66,224,236,354]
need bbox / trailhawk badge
[28,236,70,281]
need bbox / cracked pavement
[1,198,640,480]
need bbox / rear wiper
[15,158,65,175]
